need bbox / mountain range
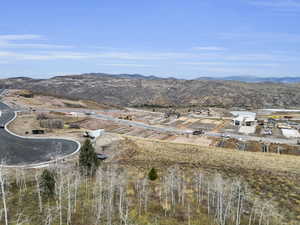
[1,73,300,108]
[196,76,300,83]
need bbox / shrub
[148,168,158,181]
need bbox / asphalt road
[0,90,79,166]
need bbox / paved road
[0,90,80,166]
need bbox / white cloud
[182,62,278,67]
[248,0,300,7]
[0,49,297,65]
[0,50,201,61]
[0,34,42,41]
[0,33,298,78]
[98,63,153,67]
[0,34,72,49]
[219,31,300,42]
[247,0,300,11]
[192,46,227,51]
[0,43,73,49]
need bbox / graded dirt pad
[78,117,215,145]
[116,136,300,222]
[165,134,212,146]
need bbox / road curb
[1,110,81,169]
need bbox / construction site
[2,89,300,158]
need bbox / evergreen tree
[148,167,158,181]
[79,139,100,176]
[40,169,56,198]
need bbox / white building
[84,129,105,139]
[281,129,300,138]
[231,111,256,127]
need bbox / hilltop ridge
[1,73,300,108]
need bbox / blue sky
[1,0,300,79]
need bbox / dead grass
[3,89,119,110]
[116,135,300,222]
[121,135,300,174]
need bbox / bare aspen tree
[0,166,8,225]
[67,175,71,225]
[57,167,63,225]
[20,169,27,192]
[73,171,80,213]
[95,170,104,225]
[35,171,43,213]
[142,178,149,213]
[207,182,210,215]
[236,182,242,225]
[187,203,191,225]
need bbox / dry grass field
[116,136,300,223]
[3,89,117,110]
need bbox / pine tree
[79,139,100,176]
[40,169,56,198]
[148,167,158,181]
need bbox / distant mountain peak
[195,76,300,83]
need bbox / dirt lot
[77,117,214,146]
[7,112,85,143]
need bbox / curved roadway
[0,93,80,166]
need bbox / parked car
[96,153,108,161]
[193,130,204,135]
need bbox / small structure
[84,129,105,139]
[231,111,256,127]
[32,129,45,134]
